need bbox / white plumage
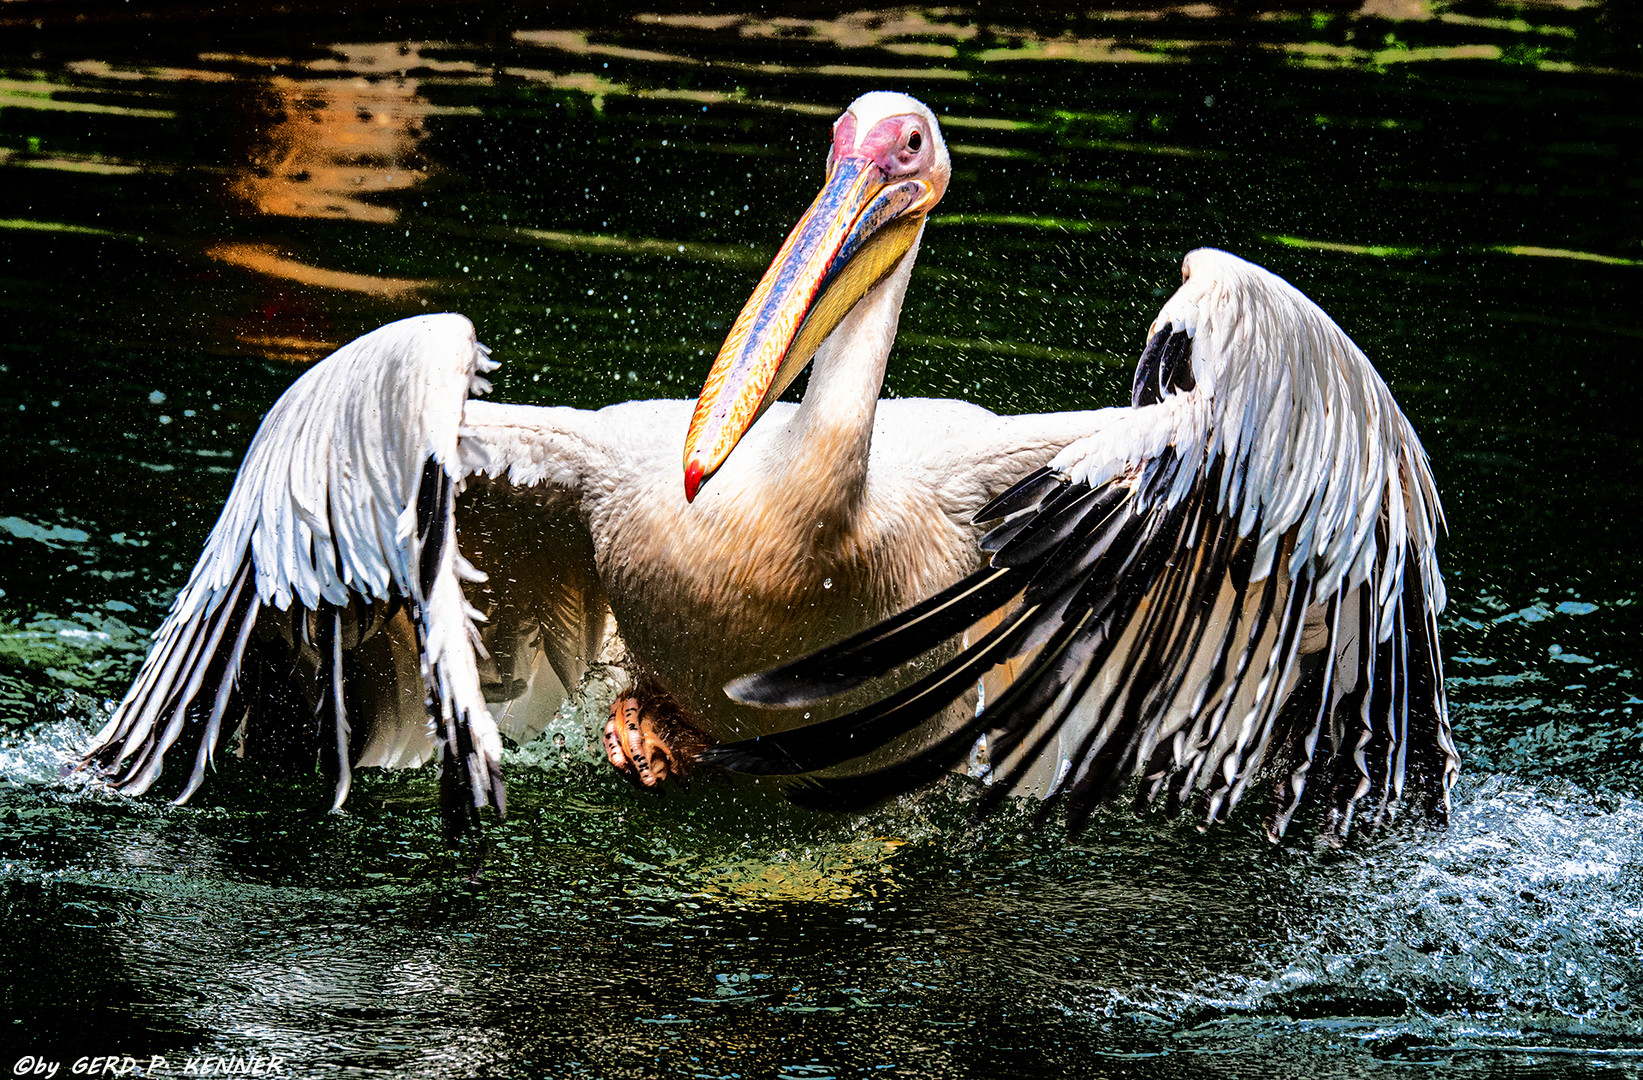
[87,315,505,816]
[718,249,1457,841]
[83,93,1456,841]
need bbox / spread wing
[708,249,1459,842]
[456,399,617,750]
[80,314,609,836]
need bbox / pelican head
[681,91,951,501]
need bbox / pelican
[82,92,1457,841]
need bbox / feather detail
[81,314,508,835]
[712,249,1457,840]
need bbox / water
[2,3,1641,1074]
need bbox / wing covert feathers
[81,315,507,836]
[712,249,1458,842]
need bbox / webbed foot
[602,683,712,791]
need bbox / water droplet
[822,578,833,589]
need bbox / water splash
[0,704,100,788]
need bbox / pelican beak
[681,154,938,501]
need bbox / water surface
[2,3,1641,1075]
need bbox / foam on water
[1058,774,1643,1064]
[0,710,100,789]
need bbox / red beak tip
[684,460,704,503]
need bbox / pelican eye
[907,130,922,152]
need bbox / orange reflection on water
[223,42,431,223]
[206,242,428,296]
[201,43,443,363]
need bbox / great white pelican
[81,92,1457,841]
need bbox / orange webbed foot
[602,685,711,793]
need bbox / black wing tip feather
[698,737,804,776]
[89,576,513,845]
[437,715,507,842]
[1130,326,1196,408]
[415,456,451,601]
[79,555,261,800]
[723,565,1024,710]
[724,670,834,709]
[712,470,1456,847]
[974,465,1065,525]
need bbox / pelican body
[83,93,1457,841]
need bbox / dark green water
[2,3,1641,1075]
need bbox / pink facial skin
[829,113,935,178]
